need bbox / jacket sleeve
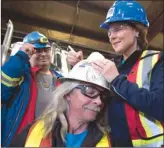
[111,54,164,122]
[9,124,31,147]
[1,50,30,102]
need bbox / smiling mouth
[40,59,47,62]
[84,106,100,112]
[113,41,121,46]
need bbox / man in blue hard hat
[1,31,62,146]
[67,0,164,147]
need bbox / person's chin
[39,62,49,66]
[114,47,124,54]
[86,115,97,122]
[88,117,96,122]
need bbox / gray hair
[38,81,110,142]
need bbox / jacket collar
[116,50,143,68]
[30,66,40,78]
[52,120,104,147]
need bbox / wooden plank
[148,12,163,42]
[146,1,164,25]
[57,1,107,16]
[2,8,109,43]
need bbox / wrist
[20,48,31,58]
[111,75,127,85]
[107,73,119,83]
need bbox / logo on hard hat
[40,37,49,43]
[86,68,100,82]
[106,7,115,19]
[79,62,90,68]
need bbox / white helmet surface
[59,52,112,94]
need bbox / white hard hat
[87,52,105,62]
[59,52,112,93]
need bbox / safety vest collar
[25,120,111,147]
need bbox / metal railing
[1,20,14,66]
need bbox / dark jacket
[10,120,110,147]
[108,50,164,147]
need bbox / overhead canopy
[1,0,163,58]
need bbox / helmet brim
[58,77,114,98]
[33,43,51,49]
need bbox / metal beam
[1,28,118,59]
[2,8,109,43]
[52,1,107,16]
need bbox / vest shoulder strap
[25,121,46,147]
[96,133,111,147]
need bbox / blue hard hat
[23,31,51,49]
[100,0,149,29]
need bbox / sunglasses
[74,85,109,102]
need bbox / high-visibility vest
[25,121,111,147]
[125,50,164,147]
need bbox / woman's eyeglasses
[108,24,129,37]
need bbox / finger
[103,59,113,64]
[67,55,79,62]
[91,65,102,72]
[90,61,105,69]
[68,54,79,61]
[32,49,36,54]
[77,51,83,60]
[90,63,104,71]
[68,51,77,56]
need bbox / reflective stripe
[139,112,153,137]
[132,50,163,147]
[136,50,147,88]
[25,121,111,147]
[1,71,24,87]
[141,50,153,90]
[1,71,21,81]
[150,52,159,81]
[2,78,19,87]
[96,133,110,147]
[133,135,163,147]
[25,121,45,147]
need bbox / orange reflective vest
[125,50,163,147]
[25,121,111,147]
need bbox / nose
[40,51,47,56]
[108,30,117,43]
[93,96,102,106]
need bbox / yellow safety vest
[25,121,111,147]
[126,50,164,147]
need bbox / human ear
[64,94,71,101]
[135,32,139,37]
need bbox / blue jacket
[1,50,62,147]
[108,50,164,146]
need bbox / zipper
[111,85,127,100]
[3,87,30,146]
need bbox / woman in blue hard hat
[1,31,62,147]
[67,0,164,147]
